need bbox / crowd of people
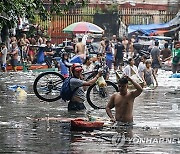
[57,34,179,112]
[0,32,179,74]
[61,34,180,126]
[0,32,180,124]
[0,33,49,72]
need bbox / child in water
[142,59,158,88]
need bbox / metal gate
[36,4,177,44]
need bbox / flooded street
[0,70,180,153]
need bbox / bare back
[75,42,85,55]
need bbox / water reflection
[0,70,180,153]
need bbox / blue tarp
[128,12,180,34]
[8,85,27,91]
[70,55,83,64]
[137,29,157,35]
[169,73,180,78]
[128,23,170,34]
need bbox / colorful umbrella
[63,22,104,34]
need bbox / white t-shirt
[123,64,143,83]
[82,64,94,73]
[123,65,138,77]
[138,62,146,78]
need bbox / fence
[35,4,177,44]
[119,8,176,25]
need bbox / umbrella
[63,22,104,34]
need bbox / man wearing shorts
[9,42,19,72]
[114,37,125,71]
[150,41,161,75]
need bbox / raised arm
[127,75,143,97]
[63,60,73,67]
[163,56,172,62]
[82,71,102,86]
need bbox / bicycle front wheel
[86,81,118,109]
[33,72,65,102]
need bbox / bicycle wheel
[33,72,65,102]
[86,81,118,109]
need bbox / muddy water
[0,70,180,153]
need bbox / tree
[0,0,86,43]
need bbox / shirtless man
[106,76,143,124]
[99,36,106,54]
[75,37,85,55]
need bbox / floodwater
[0,70,180,153]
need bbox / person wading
[68,63,102,111]
[106,76,143,125]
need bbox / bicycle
[33,58,118,109]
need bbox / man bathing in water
[106,75,143,125]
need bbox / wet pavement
[0,69,180,153]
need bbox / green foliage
[0,0,86,28]
[50,0,87,15]
[0,0,47,28]
[95,4,118,14]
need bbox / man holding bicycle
[106,75,143,125]
[68,63,102,111]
